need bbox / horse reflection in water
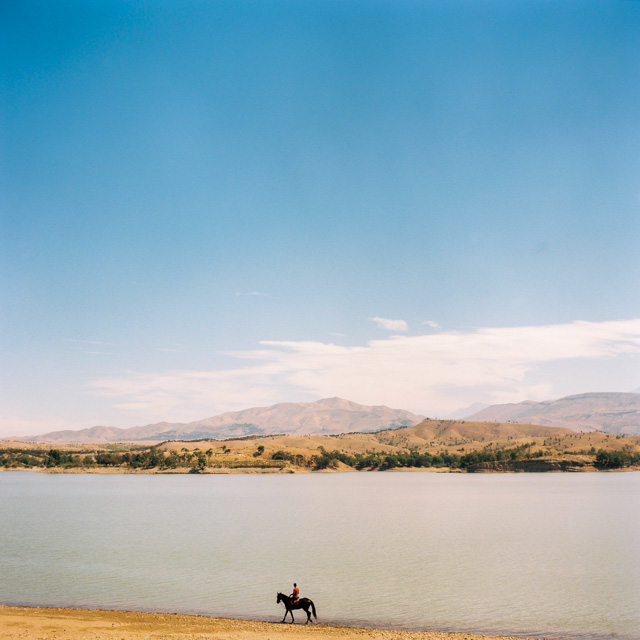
[276,592,317,624]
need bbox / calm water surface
[1,471,638,640]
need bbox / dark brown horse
[276,592,317,624]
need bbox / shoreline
[1,465,638,474]
[0,605,551,640]
[3,427,638,474]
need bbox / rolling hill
[5,417,639,473]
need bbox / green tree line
[2,442,639,471]
[306,443,549,470]
[595,449,640,468]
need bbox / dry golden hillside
[155,419,640,471]
[3,419,639,472]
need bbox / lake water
[1,471,638,639]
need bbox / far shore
[2,464,638,474]
[0,605,550,640]
[3,423,639,474]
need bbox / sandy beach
[0,606,546,640]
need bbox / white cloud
[88,319,640,421]
[370,316,408,331]
[75,350,118,356]
[89,365,298,423]
[234,291,266,296]
[422,320,440,329]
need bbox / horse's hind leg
[306,608,312,624]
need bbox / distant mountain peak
[16,398,426,444]
[468,392,640,436]
[445,402,490,420]
[315,397,373,410]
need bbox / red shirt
[293,587,299,599]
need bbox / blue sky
[2,0,639,435]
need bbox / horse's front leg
[281,608,289,623]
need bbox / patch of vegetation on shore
[0,443,288,472]
[303,442,640,471]
[2,420,639,473]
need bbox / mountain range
[467,392,640,435]
[15,397,425,443]
[11,391,640,444]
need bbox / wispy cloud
[234,291,267,296]
[155,348,185,353]
[90,366,292,421]
[370,316,409,331]
[79,351,118,356]
[422,320,440,329]
[88,319,640,420]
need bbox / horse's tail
[311,600,317,619]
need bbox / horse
[276,592,317,624]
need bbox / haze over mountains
[15,398,425,443]
[10,392,640,444]
[467,392,640,436]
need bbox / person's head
[294,583,297,587]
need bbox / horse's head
[277,592,283,604]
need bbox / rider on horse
[277,587,316,624]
